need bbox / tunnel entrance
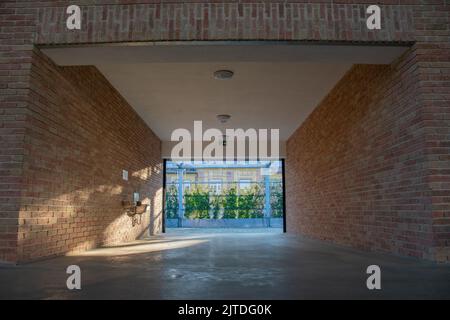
[33,41,411,259]
[7,40,417,263]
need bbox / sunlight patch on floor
[67,238,208,257]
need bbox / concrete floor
[0,228,449,300]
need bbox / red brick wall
[1,1,449,262]
[286,58,434,259]
[33,2,414,44]
[0,4,36,262]
[414,5,450,262]
[16,49,162,262]
[287,39,449,262]
[284,3,449,262]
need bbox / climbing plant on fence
[222,187,239,219]
[237,185,264,218]
[270,182,284,218]
[184,187,210,219]
[210,195,221,219]
[165,181,283,219]
[165,185,178,219]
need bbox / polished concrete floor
[0,228,449,300]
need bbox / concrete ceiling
[42,43,409,142]
[96,61,350,141]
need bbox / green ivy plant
[222,187,238,219]
[237,185,264,218]
[165,182,284,220]
[270,182,284,218]
[165,185,179,219]
[210,195,222,219]
[184,187,210,219]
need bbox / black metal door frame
[281,159,287,233]
[162,158,167,233]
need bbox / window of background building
[239,179,252,190]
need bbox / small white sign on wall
[133,192,140,204]
[122,170,128,181]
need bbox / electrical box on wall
[122,170,128,181]
[133,192,140,205]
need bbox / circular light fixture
[217,114,231,123]
[214,70,234,80]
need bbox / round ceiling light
[214,70,234,80]
[217,114,231,123]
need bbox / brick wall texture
[1,1,449,262]
[16,50,163,262]
[287,62,438,261]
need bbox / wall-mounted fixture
[122,200,148,216]
[122,192,148,226]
